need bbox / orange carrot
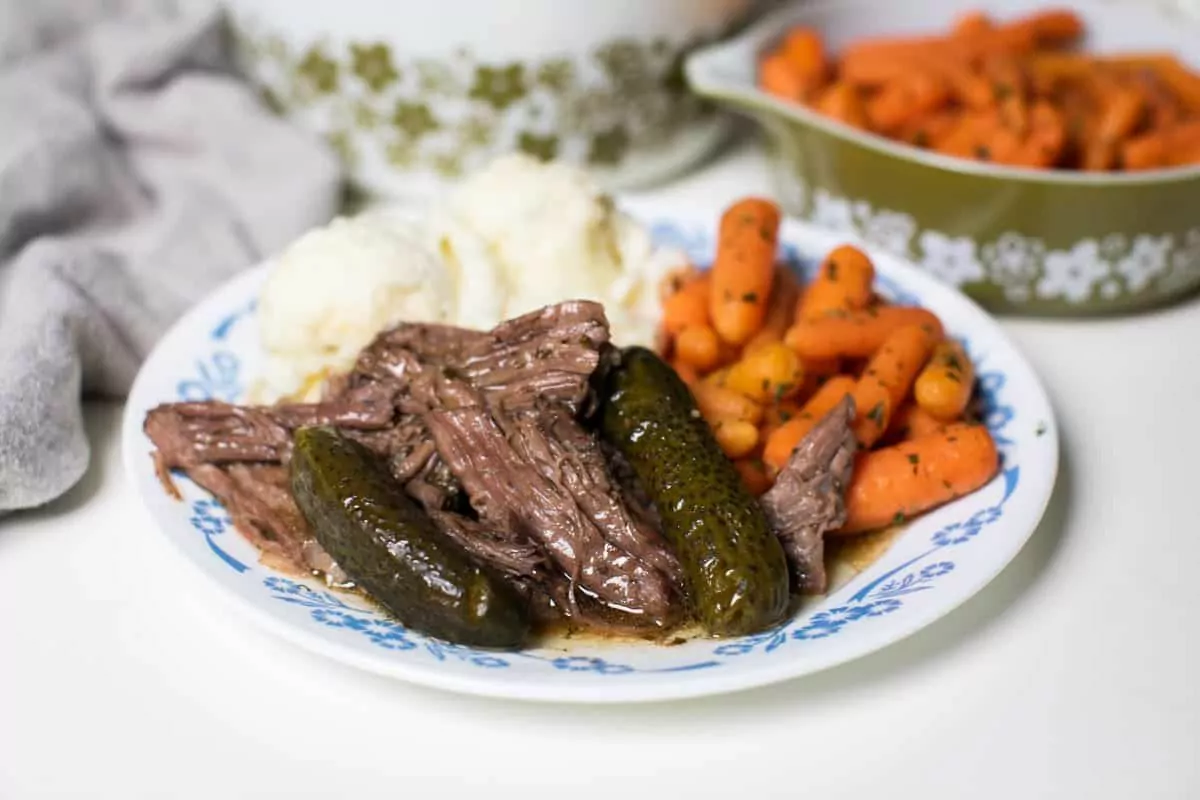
[886,402,948,443]
[914,339,975,420]
[781,27,828,94]
[814,81,870,128]
[745,268,800,353]
[670,360,700,388]
[1122,121,1200,170]
[763,375,857,472]
[762,398,804,438]
[866,72,952,134]
[850,324,940,448]
[785,307,944,360]
[760,52,807,102]
[725,342,805,403]
[1005,9,1084,47]
[798,244,876,320]
[662,274,711,335]
[952,11,993,38]
[1096,85,1145,143]
[675,324,722,371]
[709,198,780,345]
[713,419,760,459]
[734,458,774,496]
[691,381,764,426]
[838,424,1000,533]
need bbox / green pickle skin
[601,347,791,637]
[290,427,530,650]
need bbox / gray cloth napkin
[0,0,342,512]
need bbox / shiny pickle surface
[600,347,790,637]
[290,427,530,650]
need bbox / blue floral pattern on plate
[166,218,1024,676]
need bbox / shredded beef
[760,396,857,594]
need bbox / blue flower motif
[712,630,779,656]
[551,656,633,675]
[856,599,902,617]
[177,350,241,402]
[808,605,869,628]
[263,576,296,593]
[792,622,844,640]
[469,655,509,669]
[969,507,1003,527]
[919,561,955,579]
[189,513,224,536]
[311,608,371,630]
[977,371,1006,395]
[982,404,1015,433]
[364,626,417,651]
[932,521,982,547]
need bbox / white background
[2,145,1198,799]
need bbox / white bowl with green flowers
[225,0,758,200]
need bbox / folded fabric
[0,0,342,512]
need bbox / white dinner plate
[122,202,1058,703]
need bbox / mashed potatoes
[431,153,685,343]
[255,215,453,402]
[255,153,687,402]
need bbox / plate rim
[121,209,1060,704]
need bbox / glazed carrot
[670,359,700,388]
[725,342,805,403]
[851,324,940,448]
[734,458,774,496]
[952,11,992,38]
[798,244,875,320]
[785,306,944,361]
[781,27,828,93]
[675,324,722,371]
[745,268,800,353]
[866,73,951,133]
[887,402,948,442]
[713,419,760,460]
[709,198,780,345]
[900,109,964,149]
[763,375,856,472]
[691,380,764,426]
[1096,85,1145,142]
[1122,121,1200,170]
[838,424,1000,533]
[762,398,804,437]
[662,274,711,335]
[914,339,974,420]
[1005,9,1084,47]
[760,53,807,102]
[814,81,870,128]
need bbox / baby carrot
[952,10,993,38]
[781,27,828,94]
[675,324,722,372]
[814,81,870,128]
[662,274,711,335]
[763,375,856,472]
[866,73,951,134]
[838,423,1000,533]
[785,306,944,361]
[745,267,800,353]
[762,398,804,438]
[709,198,780,345]
[886,402,948,443]
[713,419,760,460]
[760,52,807,102]
[734,458,774,497]
[1006,9,1084,47]
[670,359,700,388]
[725,342,805,403]
[798,244,876,320]
[691,380,764,426]
[851,324,940,448]
[914,339,974,420]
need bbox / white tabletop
[2,143,1197,800]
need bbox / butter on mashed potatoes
[254,153,687,402]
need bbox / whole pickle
[600,347,790,637]
[290,427,530,649]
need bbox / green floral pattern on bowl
[233,19,725,182]
[685,0,1200,315]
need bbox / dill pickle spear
[290,427,530,650]
[600,347,790,637]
